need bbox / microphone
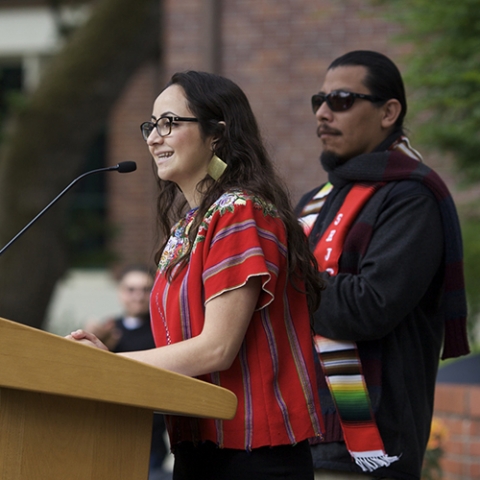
[115,161,136,173]
[0,161,137,256]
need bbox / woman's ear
[381,99,402,129]
[211,121,226,148]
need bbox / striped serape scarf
[301,136,469,472]
[313,182,400,472]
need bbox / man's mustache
[317,125,341,137]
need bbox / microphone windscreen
[117,161,137,173]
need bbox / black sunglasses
[311,90,385,113]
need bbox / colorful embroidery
[159,192,279,268]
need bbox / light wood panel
[0,316,237,419]
[0,316,238,479]
[0,389,152,480]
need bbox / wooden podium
[0,317,237,480]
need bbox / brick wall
[433,384,480,480]
[107,0,406,268]
[106,61,160,270]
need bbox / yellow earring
[207,154,228,181]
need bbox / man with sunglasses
[296,50,469,480]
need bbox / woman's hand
[118,276,262,376]
[65,329,110,351]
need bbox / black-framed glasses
[140,116,198,141]
[311,90,385,113]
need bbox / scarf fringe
[353,452,401,472]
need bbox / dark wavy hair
[152,70,324,314]
[329,50,407,130]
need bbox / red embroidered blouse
[150,191,323,450]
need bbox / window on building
[0,57,109,268]
[67,130,112,268]
[0,62,23,123]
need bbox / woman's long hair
[153,71,324,314]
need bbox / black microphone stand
[0,162,136,256]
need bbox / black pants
[172,440,314,480]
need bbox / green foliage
[374,0,480,339]
[377,0,480,180]
[421,416,448,479]
[422,447,443,480]
[459,203,480,329]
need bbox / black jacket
[297,176,445,480]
